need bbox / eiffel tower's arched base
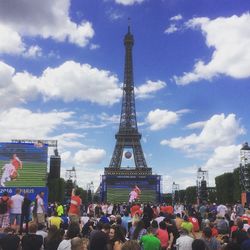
[100,172,161,203]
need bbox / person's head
[192,239,206,250]
[203,227,212,239]
[151,220,158,229]
[2,191,8,197]
[16,188,20,194]
[39,191,44,198]
[95,222,103,231]
[159,221,167,230]
[66,222,80,239]
[179,228,189,235]
[133,220,145,240]
[102,223,110,234]
[237,220,244,230]
[121,240,140,250]
[71,237,84,250]
[109,225,125,243]
[146,226,154,234]
[124,211,129,217]
[116,215,122,225]
[183,215,189,222]
[53,211,58,217]
[176,213,181,218]
[48,225,58,235]
[37,223,46,231]
[29,222,38,233]
[75,189,81,196]
[164,217,172,224]
[109,215,116,223]
[47,225,62,241]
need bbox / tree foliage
[185,186,197,204]
[215,173,234,204]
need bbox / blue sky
[0,0,249,192]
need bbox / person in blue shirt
[241,227,250,250]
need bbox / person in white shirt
[217,204,228,217]
[35,192,45,225]
[107,203,114,216]
[1,163,16,187]
[102,203,108,215]
[10,189,24,227]
[176,228,194,250]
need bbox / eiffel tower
[105,26,152,176]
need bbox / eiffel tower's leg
[109,141,124,168]
[133,141,148,168]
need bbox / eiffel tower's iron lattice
[107,27,151,174]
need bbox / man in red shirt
[11,154,22,171]
[68,188,82,223]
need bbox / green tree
[76,187,88,204]
[161,193,172,204]
[207,187,217,203]
[185,186,197,204]
[233,167,242,202]
[178,190,186,204]
[215,173,234,204]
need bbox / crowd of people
[0,188,250,250]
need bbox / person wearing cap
[180,215,196,239]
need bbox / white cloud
[202,144,241,186]
[161,113,245,153]
[99,113,120,124]
[186,121,206,129]
[0,60,122,108]
[0,108,73,141]
[162,144,241,191]
[170,14,183,21]
[89,44,100,50]
[174,12,250,85]
[74,168,103,191]
[52,133,86,150]
[0,0,94,51]
[23,45,42,58]
[0,24,25,54]
[146,109,179,131]
[39,61,122,105]
[176,109,192,115]
[61,151,72,162]
[0,61,40,109]
[114,0,144,5]
[73,148,106,166]
[135,80,166,99]
[164,24,178,34]
[162,174,196,193]
[106,8,124,21]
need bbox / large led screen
[103,175,161,203]
[0,142,48,187]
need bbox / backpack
[0,197,9,214]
